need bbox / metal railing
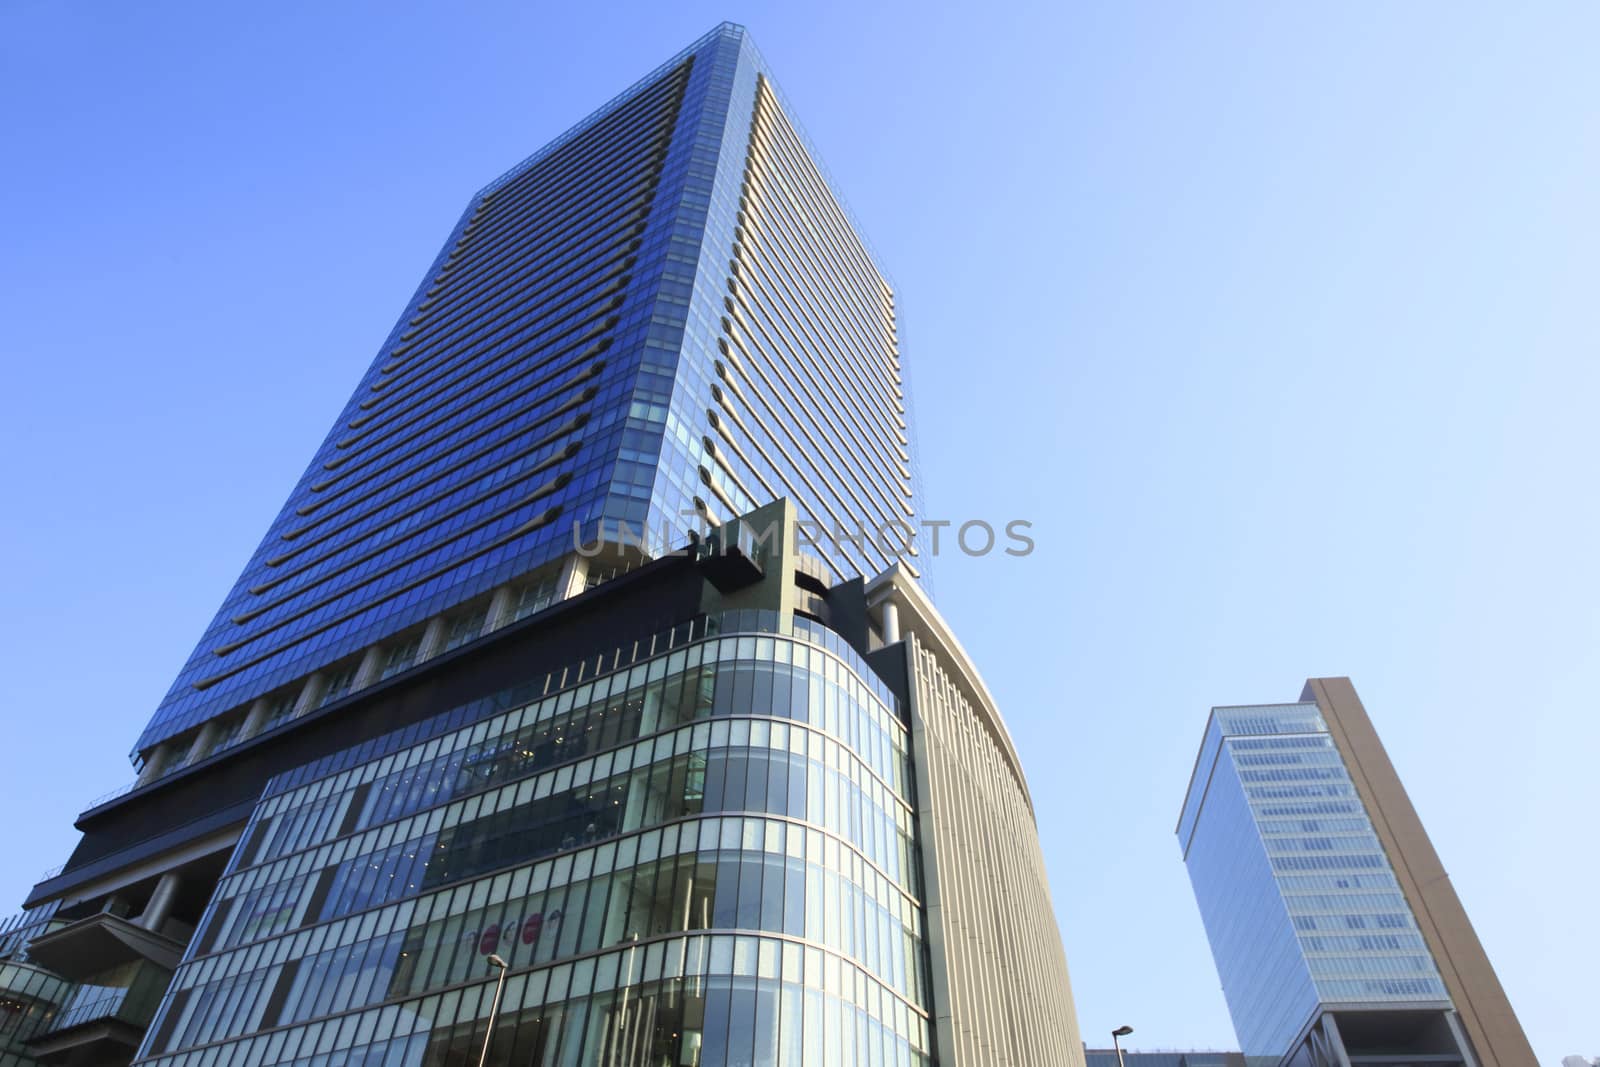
[47,970,167,1035]
[83,779,139,812]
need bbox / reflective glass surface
[1178,704,1449,1062]
[136,623,932,1066]
[135,23,924,759]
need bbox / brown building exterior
[1178,678,1536,1067]
[1300,679,1536,1067]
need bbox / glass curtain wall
[135,620,933,1067]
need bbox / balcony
[696,517,766,591]
[26,960,169,1066]
[25,911,188,981]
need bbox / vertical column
[558,553,590,600]
[484,585,517,632]
[241,697,270,740]
[1320,1013,1356,1067]
[881,600,901,645]
[352,645,385,690]
[291,673,326,718]
[136,745,168,786]
[185,721,221,766]
[139,871,182,933]
[415,616,448,663]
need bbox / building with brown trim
[1177,678,1535,1067]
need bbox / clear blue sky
[2,2,1595,1060]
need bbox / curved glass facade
[135,621,936,1066]
[0,960,70,1067]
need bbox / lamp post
[476,954,510,1067]
[1112,1025,1134,1067]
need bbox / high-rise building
[1177,678,1536,1067]
[2,24,1082,1067]
[129,18,921,776]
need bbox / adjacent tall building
[1,24,1082,1067]
[1177,679,1535,1067]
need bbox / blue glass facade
[134,23,921,759]
[1177,705,1450,1063]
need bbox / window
[261,691,299,731]
[442,609,487,652]
[209,715,247,754]
[381,635,424,680]
[512,573,561,623]
[319,663,360,708]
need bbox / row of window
[139,51,681,742]
[146,937,929,1067]
[0,962,69,1044]
[695,82,914,581]
[1213,706,1326,737]
[1271,853,1391,872]
[1298,933,1426,953]
[1256,816,1372,835]
[746,81,901,401]
[1245,783,1359,802]
[246,634,910,869]
[158,834,927,1055]
[210,381,592,663]
[384,189,644,392]
[1280,889,1408,915]
[160,181,643,703]
[730,157,910,514]
[264,388,579,606]
[373,68,680,403]
[1306,954,1439,978]
[348,654,897,848]
[1274,872,1397,892]
[293,389,581,542]
[436,74,685,308]
[179,811,921,1032]
[46,959,170,1037]
[740,96,907,435]
[210,724,920,959]
[1311,977,1447,1001]
[251,609,895,808]
[1289,907,1412,929]
[745,89,908,412]
[141,569,564,785]
[713,324,899,580]
[1262,834,1383,853]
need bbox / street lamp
[476,954,510,1067]
[1112,1025,1134,1067]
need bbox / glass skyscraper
[131,21,922,772]
[2,25,1082,1067]
[1177,679,1536,1067]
